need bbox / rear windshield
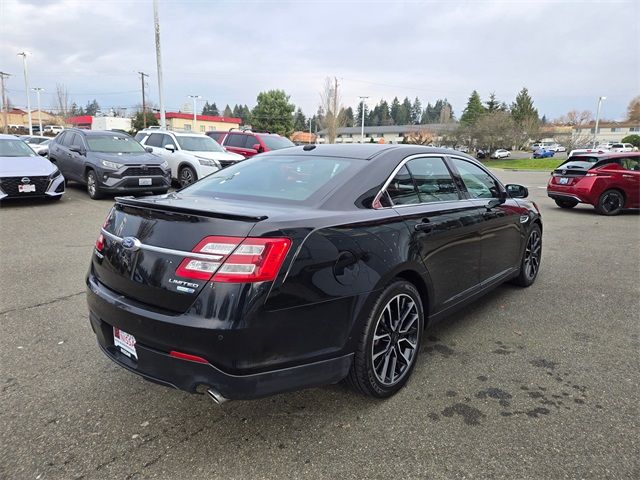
[176,135,225,152]
[0,139,37,157]
[86,136,146,153]
[555,161,596,171]
[181,155,360,203]
[261,135,295,150]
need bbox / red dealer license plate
[113,327,137,360]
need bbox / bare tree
[55,83,69,119]
[319,77,345,144]
[554,110,594,150]
[555,110,592,126]
[404,129,436,145]
[627,96,640,122]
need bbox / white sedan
[490,149,511,159]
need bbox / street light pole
[17,52,32,135]
[188,95,201,132]
[358,96,369,143]
[593,96,606,148]
[0,72,10,134]
[153,0,166,130]
[32,87,44,134]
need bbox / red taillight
[95,233,105,252]
[175,236,291,283]
[169,350,208,364]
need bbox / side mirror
[165,144,176,152]
[38,150,47,156]
[506,183,529,198]
[145,147,153,153]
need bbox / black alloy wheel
[346,280,423,398]
[555,199,578,209]
[512,224,542,287]
[596,189,624,216]
[179,166,197,187]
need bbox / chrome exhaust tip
[206,388,228,405]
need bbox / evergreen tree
[223,104,233,117]
[342,106,355,127]
[460,90,485,126]
[390,97,401,125]
[85,99,100,116]
[378,100,392,126]
[411,97,422,124]
[486,92,501,112]
[541,115,547,125]
[511,87,539,125]
[293,108,307,131]
[399,97,412,125]
[201,101,211,115]
[241,105,252,125]
[210,102,219,116]
[250,90,295,135]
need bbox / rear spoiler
[115,196,268,222]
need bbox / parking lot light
[593,96,606,148]
[17,51,32,135]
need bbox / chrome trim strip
[372,153,459,210]
[100,228,223,261]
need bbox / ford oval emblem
[21,177,30,184]
[121,236,141,252]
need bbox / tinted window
[70,134,85,148]
[134,132,146,142]
[145,133,164,147]
[386,165,420,205]
[161,134,175,148]
[452,158,499,199]
[208,132,225,143]
[244,135,260,149]
[226,133,247,148]
[261,135,295,150]
[57,131,70,146]
[620,157,640,171]
[405,157,459,203]
[182,155,358,204]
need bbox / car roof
[259,144,471,161]
[140,129,207,137]
[69,129,129,137]
[0,134,23,140]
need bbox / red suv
[207,130,294,158]
[547,152,640,215]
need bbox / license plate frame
[18,184,36,193]
[558,177,569,185]
[138,178,152,186]
[113,327,138,360]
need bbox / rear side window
[226,134,247,148]
[57,131,70,146]
[451,158,499,199]
[620,157,640,171]
[405,157,459,203]
[244,135,260,149]
[145,133,164,147]
[181,155,359,203]
[386,165,421,205]
[208,132,225,143]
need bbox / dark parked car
[547,152,640,215]
[49,129,171,199]
[87,145,542,403]
[207,129,295,159]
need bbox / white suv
[135,130,244,186]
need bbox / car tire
[86,169,103,200]
[511,224,542,287]
[178,165,197,187]
[555,199,578,209]
[595,189,624,216]
[345,280,424,398]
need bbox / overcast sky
[1,0,638,121]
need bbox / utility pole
[358,96,369,143]
[188,95,201,131]
[153,0,166,129]
[17,52,32,135]
[138,71,149,128]
[32,87,44,134]
[308,117,312,144]
[0,72,10,134]
[593,96,606,148]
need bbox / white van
[44,125,64,134]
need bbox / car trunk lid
[92,195,264,313]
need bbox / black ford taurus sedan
[86,144,542,403]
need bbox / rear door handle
[414,219,432,232]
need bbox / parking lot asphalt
[1,173,638,480]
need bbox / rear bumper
[86,272,358,400]
[547,183,596,205]
[91,313,352,400]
